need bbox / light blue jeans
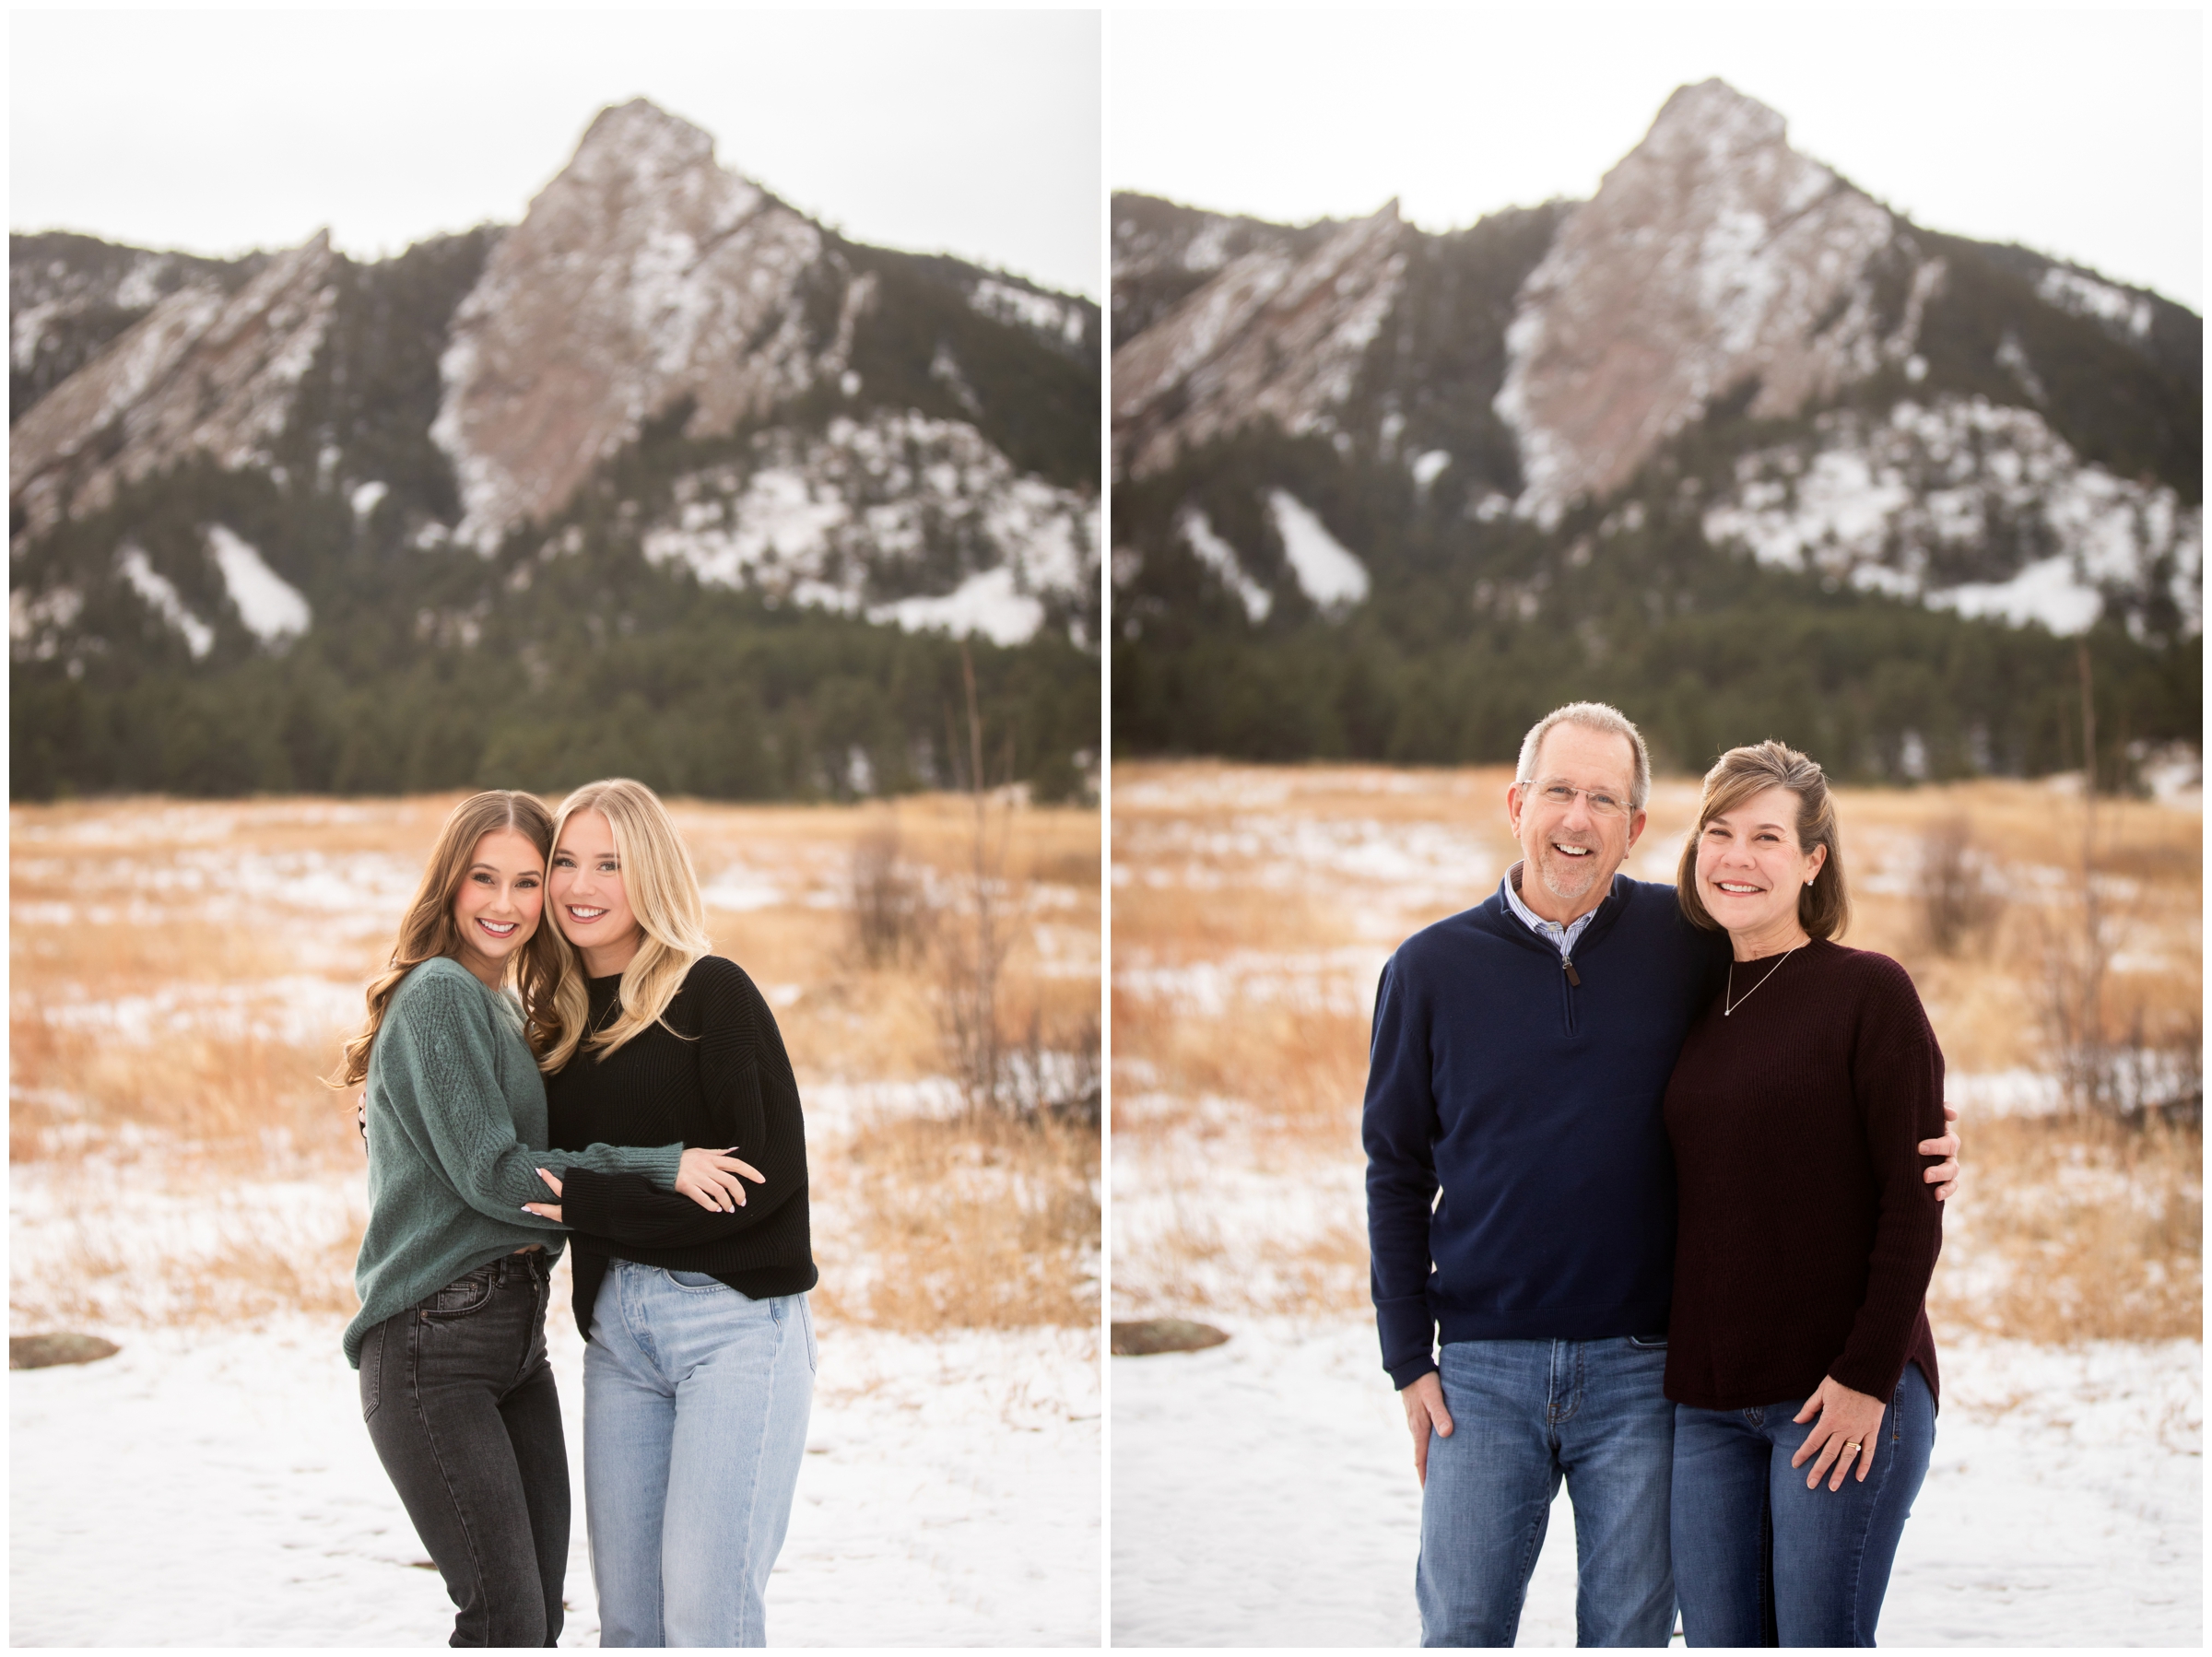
[1418,1336,1677,1647]
[583,1261,816,1647]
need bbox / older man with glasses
[1362,701,1960,1647]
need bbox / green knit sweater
[345,956,684,1368]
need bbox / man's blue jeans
[582,1262,817,1647]
[1670,1362,1935,1647]
[1418,1336,1677,1647]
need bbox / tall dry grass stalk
[11,793,1100,1334]
[1112,760,2202,1342]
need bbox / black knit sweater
[546,955,817,1339]
[1661,938,1943,1411]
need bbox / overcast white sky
[1111,7,2203,309]
[10,8,1102,299]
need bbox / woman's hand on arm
[523,1167,563,1222]
[1791,1375,1888,1491]
[1920,1103,1961,1200]
[538,1151,758,1219]
[674,1146,764,1212]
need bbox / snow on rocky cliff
[1112,202,1408,476]
[1497,79,1938,526]
[1700,395,2202,636]
[431,100,840,550]
[638,411,1095,647]
[9,234,338,542]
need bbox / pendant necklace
[1724,945,1800,1017]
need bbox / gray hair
[1515,701,1652,810]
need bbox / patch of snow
[9,583,84,659]
[116,544,214,658]
[1177,507,1272,623]
[206,525,311,645]
[700,867,787,912]
[970,278,1086,346]
[868,565,1043,648]
[8,1309,1100,1647]
[1265,490,1370,612]
[640,411,1093,645]
[348,480,389,521]
[1411,449,1452,489]
[1929,555,2103,634]
[1702,396,2201,637]
[1112,1316,2200,1646]
[2036,266,2154,338]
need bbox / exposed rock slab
[1497,78,1940,523]
[1112,202,1408,477]
[431,99,840,547]
[9,234,338,541]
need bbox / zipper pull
[1563,957,1582,987]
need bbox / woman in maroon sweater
[1663,741,1943,1647]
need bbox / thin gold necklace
[1724,945,1801,1017]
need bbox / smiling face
[1694,783,1828,958]
[449,828,545,989]
[1506,722,1648,923]
[548,808,645,977]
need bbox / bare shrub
[1914,815,2003,955]
[846,813,931,970]
[813,1111,1099,1330]
[1928,1114,2201,1343]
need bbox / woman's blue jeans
[1670,1362,1935,1647]
[1417,1336,1677,1647]
[582,1261,817,1647]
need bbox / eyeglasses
[1524,780,1631,819]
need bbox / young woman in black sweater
[519,778,817,1647]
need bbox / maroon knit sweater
[1662,938,1944,1411]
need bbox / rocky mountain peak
[1497,77,1936,524]
[432,98,839,547]
[1112,197,1409,476]
[10,229,339,543]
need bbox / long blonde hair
[330,791,576,1088]
[543,779,714,1072]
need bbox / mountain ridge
[10,99,1102,803]
[1110,78,2199,784]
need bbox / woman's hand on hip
[522,1166,563,1223]
[676,1146,766,1212]
[1791,1374,1887,1490]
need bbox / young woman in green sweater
[336,790,759,1647]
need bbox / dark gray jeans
[359,1251,568,1647]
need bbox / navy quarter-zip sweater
[1364,874,1728,1389]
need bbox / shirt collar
[1502,861,1606,951]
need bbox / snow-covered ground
[1112,1316,2201,1647]
[12,1300,1099,1646]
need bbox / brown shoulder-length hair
[328,790,577,1088]
[1676,740,1851,941]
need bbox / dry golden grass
[10,792,1100,1334]
[811,1111,1100,1331]
[1926,1115,2202,1344]
[1112,760,2202,1343]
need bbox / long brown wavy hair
[329,791,579,1088]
